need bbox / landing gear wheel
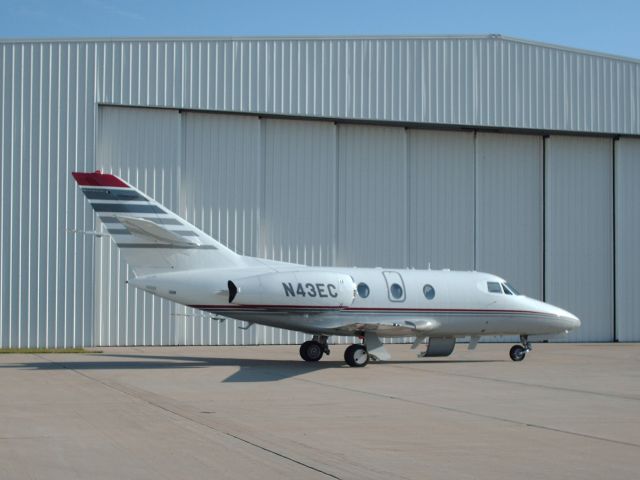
[509,344,526,362]
[300,341,324,362]
[344,344,369,367]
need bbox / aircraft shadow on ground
[0,353,504,383]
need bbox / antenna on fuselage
[427,262,431,270]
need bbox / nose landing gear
[509,335,532,361]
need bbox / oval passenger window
[390,283,403,299]
[357,283,370,298]
[423,284,435,300]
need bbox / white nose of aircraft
[539,302,581,331]
[519,296,581,332]
[555,308,581,331]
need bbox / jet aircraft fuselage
[129,266,579,338]
[73,170,580,366]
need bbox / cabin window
[357,282,370,298]
[487,281,502,293]
[390,283,403,299]
[423,284,435,300]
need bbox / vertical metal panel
[96,106,181,346]
[476,132,543,299]
[262,118,337,266]
[545,136,613,341]
[336,124,407,267]
[407,130,475,270]
[615,138,640,341]
[262,118,337,344]
[181,112,261,345]
[1,41,96,348]
[182,112,260,256]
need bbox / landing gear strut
[509,335,532,362]
[299,335,330,362]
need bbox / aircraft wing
[332,318,441,337]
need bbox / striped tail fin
[72,170,244,275]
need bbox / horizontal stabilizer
[72,170,246,274]
[117,215,201,247]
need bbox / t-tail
[72,170,244,275]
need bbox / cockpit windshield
[487,281,521,295]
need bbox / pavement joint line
[0,435,55,440]
[31,354,343,480]
[385,363,640,402]
[295,377,640,449]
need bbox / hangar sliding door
[262,119,338,344]
[263,118,337,266]
[615,138,640,341]
[545,136,613,342]
[95,106,181,346]
[476,133,543,300]
[181,112,261,345]
[337,124,407,267]
[407,130,475,270]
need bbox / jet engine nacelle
[228,271,356,308]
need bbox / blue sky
[1,0,639,59]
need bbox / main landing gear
[344,344,369,367]
[509,335,532,362]
[299,335,330,362]
[299,336,371,367]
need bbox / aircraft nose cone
[559,310,581,330]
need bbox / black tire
[299,343,309,361]
[344,344,369,367]
[300,341,324,362]
[509,344,526,362]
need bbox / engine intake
[228,280,238,303]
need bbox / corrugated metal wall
[615,138,640,341]
[262,118,338,345]
[1,41,96,348]
[95,106,181,346]
[2,36,640,347]
[181,112,262,345]
[2,37,639,137]
[263,118,336,267]
[87,37,640,135]
[336,124,408,268]
[545,136,614,342]
[93,106,635,346]
[407,130,475,271]
[476,133,543,300]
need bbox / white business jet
[72,171,580,367]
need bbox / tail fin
[72,170,244,275]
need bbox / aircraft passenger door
[382,271,406,302]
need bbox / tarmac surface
[0,343,639,480]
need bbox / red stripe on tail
[72,170,129,188]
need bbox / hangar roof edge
[0,34,638,64]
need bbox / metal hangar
[1,35,639,347]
